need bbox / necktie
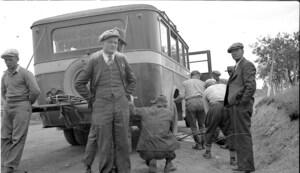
[107,55,113,66]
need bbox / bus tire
[172,103,178,135]
[74,128,89,145]
[63,129,79,146]
[63,55,90,98]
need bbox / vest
[95,59,125,99]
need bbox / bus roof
[31,4,160,28]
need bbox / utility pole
[267,51,275,97]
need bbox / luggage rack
[32,94,87,113]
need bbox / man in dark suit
[224,43,256,173]
[75,29,137,173]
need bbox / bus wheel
[63,129,79,146]
[74,128,89,145]
[172,103,178,135]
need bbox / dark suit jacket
[75,50,137,104]
[224,57,256,106]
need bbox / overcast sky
[0,1,299,89]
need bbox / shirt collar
[103,52,115,61]
[7,65,20,75]
[235,57,244,69]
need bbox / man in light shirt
[175,70,206,150]
[202,79,236,166]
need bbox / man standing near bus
[225,42,256,173]
[81,27,131,173]
[174,70,206,150]
[212,70,227,84]
[1,48,41,173]
[75,29,136,173]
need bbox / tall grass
[255,85,299,121]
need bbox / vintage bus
[31,4,212,145]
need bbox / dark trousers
[204,102,234,150]
[94,95,131,173]
[83,112,132,167]
[1,101,31,169]
[139,151,176,162]
[185,97,206,145]
[229,103,255,171]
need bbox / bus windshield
[52,20,123,53]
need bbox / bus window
[179,41,185,67]
[170,32,178,62]
[52,20,123,53]
[184,47,189,69]
[160,22,169,56]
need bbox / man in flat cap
[175,70,206,150]
[225,42,256,173]
[81,27,132,173]
[75,28,137,173]
[1,48,41,173]
[202,79,236,166]
[212,70,227,84]
[130,94,179,173]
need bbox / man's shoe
[3,167,14,173]
[220,144,229,149]
[164,161,176,173]
[192,144,204,150]
[230,159,237,166]
[232,167,253,173]
[83,164,92,173]
[202,151,212,159]
[148,159,157,173]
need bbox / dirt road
[19,122,236,173]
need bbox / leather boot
[192,135,204,150]
[202,150,211,159]
[164,160,177,173]
[148,159,157,173]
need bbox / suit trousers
[1,101,31,168]
[94,95,131,173]
[229,103,255,171]
[204,102,234,150]
[83,112,132,167]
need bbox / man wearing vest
[1,48,41,173]
[75,29,137,173]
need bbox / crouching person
[129,95,180,173]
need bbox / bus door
[188,50,212,81]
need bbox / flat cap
[1,48,19,59]
[205,78,216,88]
[113,27,127,46]
[151,94,168,106]
[225,66,235,72]
[98,29,120,43]
[190,70,201,77]
[227,42,244,53]
[212,70,221,76]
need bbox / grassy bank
[252,85,299,173]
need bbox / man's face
[3,56,18,71]
[231,48,244,62]
[212,74,220,81]
[102,37,118,55]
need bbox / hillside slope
[252,87,299,173]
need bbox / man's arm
[1,74,7,102]
[174,82,186,103]
[25,71,41,104]
[202,91,210,115]
[75,57,94,101]
[241,62,256,103]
